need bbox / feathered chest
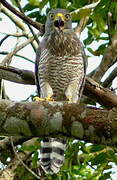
[39,31,84,78]
[45,31,81,57]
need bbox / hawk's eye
[65,14,71,20]
[49,13,54,20]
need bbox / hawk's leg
[65,80,79,103]
[35,82,54,101]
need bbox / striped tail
[40,138,66,174]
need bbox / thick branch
[0,100,117,147]
[90,35,117,82]
[102,67,117,88]
[0,66,35,85]
[0,0,44,33]
[84,77,117,108]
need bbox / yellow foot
[34,97,45,101]
[34,96,54,102]
[45,95,54,101]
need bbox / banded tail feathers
[40,138,67,174]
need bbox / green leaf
[90,13,106,33]
[87,43,108,56]
[28,11,40,18]
[88,26,100,38]
[29,0,40,6]
[23,3,37,12]
[72,9,91,21]
[27,11,46,23]
[87,47,95,55]
[38,0,48,10]
[10,0,19,7]
[88,145,105,153]
[99,172,111,180]
[57,0,69,8]
[20,145,38,152]
[83,31,94,45]
[91,152,107,165]
[32,151,38,168]
[49,0,58,8]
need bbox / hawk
[35,8,87,174]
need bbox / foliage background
[0,0,117,179]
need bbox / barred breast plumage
[39,30,86,102]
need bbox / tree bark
[0,100,117,147]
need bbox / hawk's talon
[34,97,45,101]
[45,95,54,101]
[34,96,54,102]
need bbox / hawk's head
[45,9,72,33]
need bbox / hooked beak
[54,13,65,30]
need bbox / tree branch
[1,6,38,52]
[1,35,37,65]
[0,51,34,64]
[84,77,117,108]
[75,16,89,37]
[0,65,117,108]
[0,0,44,33]
[1,6,27,32]
[71,0,101,16]
[0,100,117,147]
[89,42,117,82]
[102,67,117,88]
[0,65,35,85]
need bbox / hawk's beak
[54,13,65,30]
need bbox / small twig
[10,136,41,180]
[1,6,27,32]
[0,32,26,37]
[15,0,39,45]
[0,51,34,64]
[71,0,101,15]
[1,34,38,66]
[0,35,10,46]
[75,16,89,37]
[0,0,44,33]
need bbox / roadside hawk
[35,8,87,174]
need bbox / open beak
[54,13,65,30]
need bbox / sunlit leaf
[29,0,40,6]
[72,9,91,21]
[88,145,105,153]
[20,145,38,152]
[10,0,19,7]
